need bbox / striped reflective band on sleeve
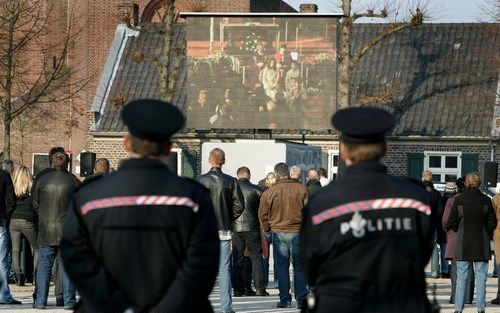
[80,195,200,216]
[311,198,431,225]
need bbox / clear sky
[284,0,497,22]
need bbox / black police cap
[121,99,185,142]
[331,107,395,143]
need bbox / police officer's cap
[331,107,395,143]
[121,99,185,141]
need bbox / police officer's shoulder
[403,177,426,190]
[76,173,106,191]
[392,176,430,200]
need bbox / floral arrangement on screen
[240,33,262,52]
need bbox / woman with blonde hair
[7,166,38,286]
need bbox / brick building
[0,0,295,174]
[89,21,500,184]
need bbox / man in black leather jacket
[196,148,244,313]
[232,166,268,297]
[33,152,80,309]
[31,146,66,306]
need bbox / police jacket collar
[343,162,387,175]
[120,158,170,171]
[209,166,222,173]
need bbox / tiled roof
[94,23,500,138]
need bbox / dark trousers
[9,219,38,279]
[450,259,474,303]
[232,231,265,292]
[53,254,63,301]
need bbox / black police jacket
[60,158,220,313]
[300,163,434,313]
[0,170,15,227]
[33,168,80,245]
[233,178,262,232]
[196,167,244,231]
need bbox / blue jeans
[263,233,279,288]
[0,226,14,303]
[431,241,439,277]
[455,260,488,312]
[35,245,75,307]
[219,239,232,312]
[272,232,308,305]
[439,243,449,274]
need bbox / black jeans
[232,231,265,292]
[9,219,38,278]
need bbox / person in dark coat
[7,166,38,287]
[0,167,21,305]
[305,168,321,200]
[300,107,435,313]
[31,146,66,306]
[442,177,474,305]
[196,148,244,313]
[82,158,110,183]
[232,166,268,297]
[448,172,496,313]
[60,99,220,313]
[422,170,443,278]
[33,152,80,309]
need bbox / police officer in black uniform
[60,99,220,313]
[300,107,435,313]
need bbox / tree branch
[349,9,423,71]
[352,9,388,21]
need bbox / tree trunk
[159,0,176,102]
[3,115,11,160]
[338,0,352,109]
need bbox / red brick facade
[0,0,296,174]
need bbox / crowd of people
[0,100,498,313]
[0,149,110,309]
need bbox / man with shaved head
[197,148,244,313]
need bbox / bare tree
[0,0,88,159]
[475,0,500,22]
[336,0,426,109]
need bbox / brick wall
[383,140,500,178]
[3,0,296,170]
[91,136,500,183]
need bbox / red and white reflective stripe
[80,195,200,216]
[311,197,431,225]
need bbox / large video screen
[186,15,338,130]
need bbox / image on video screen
[186,15,338,130]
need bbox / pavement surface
[2,275,500,313]
[3,255,500,313]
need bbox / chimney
[117,3,139,27]
[299,3,318,13]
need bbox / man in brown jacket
[258,162,308,309]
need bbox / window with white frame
[424,151,462,182]
[32,153,50,177]
[328,150,339,179]
[168,148,182,176]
